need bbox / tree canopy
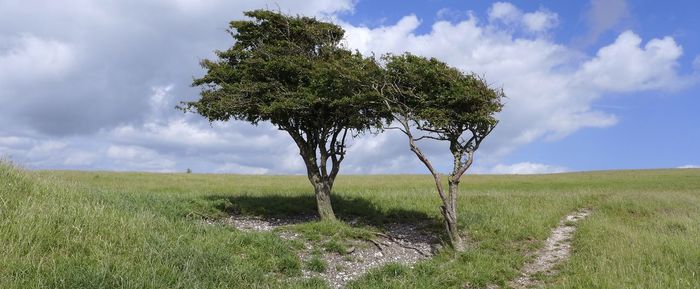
[183,10,505,239]
[380,53,504,249]
[187,10,383,131]
[183,10,386,220]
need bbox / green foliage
[382,53,504,147]
[183,9,385,136]
[380,53,505,249]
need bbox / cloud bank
[0,1,694,174]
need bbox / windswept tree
[182,10,385,220]
[379,54,504,250]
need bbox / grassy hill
[1,162,699,288]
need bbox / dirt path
[509,209,591,289]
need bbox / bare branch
[384,126,408,134]
[414,135,447,141]
[454,150,474,181]
[329,128,348,181]
[395,117,449,205]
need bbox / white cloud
[106,145,177,172]
[487,2,558,33]
[29,141,67,155]
[111,119,227,148]
[576,31,686,92]
[522,10,559,32]
[80,84,299,173]
[0,0,357,136]
[436,8,465,21]
[487,162,568,174]
[280,143,306,173]
[149,85,173,114]
[677,165,699,169]
[0,138,96,169]
[693,55,700,70]
[342,131,425,174]
[63,151,97,166]
[106,85,284,153]
[0,34,76,85]
[106,145,155,160]
[488,2,521,25]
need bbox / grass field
[1,161,699,288]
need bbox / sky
[0,0,698,175]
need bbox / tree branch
[384,126,408,134]
[396,116,449,206]
[329,128,348,182]
[415,135,447,141]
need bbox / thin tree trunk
[444,179,464,251]
[398,117,465,250]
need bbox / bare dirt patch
[212,214,317,232]
[206,215,437,288]
[509,209,591,289]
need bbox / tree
[379,53,504,250]
[182,10,385,220]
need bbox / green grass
[1,162,699,288]
[306,256,328,273]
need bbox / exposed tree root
[374,232,431,257]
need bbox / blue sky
[0,0,698,174]
[337,0,700,172]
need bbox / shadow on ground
[203,193,443,242]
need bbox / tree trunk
[441,205,464,251]
[287,130,343,222]
[313,178,336,221]
[443,179,465,251]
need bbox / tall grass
[0,163,316,288]
[2,162,699,288]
